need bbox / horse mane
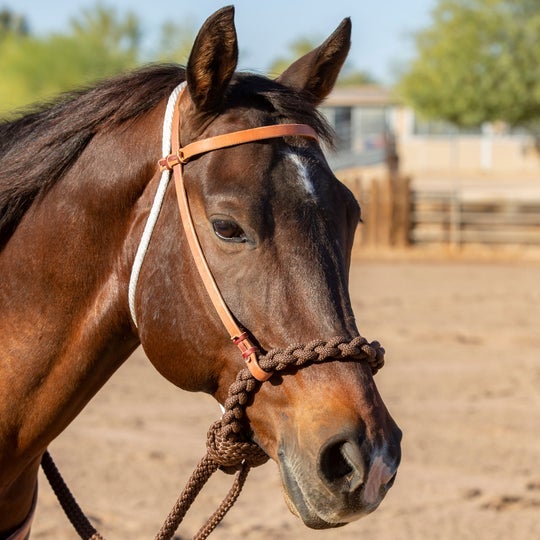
[0,64,333,245]
[0,64,185,243]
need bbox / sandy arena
[32,258,540,539]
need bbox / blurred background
[2,2,538,539]
[2,0,540,255]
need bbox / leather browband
[162,87,319,382]
[159,123,318,172]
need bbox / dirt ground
[32,257,540,540]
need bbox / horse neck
[0,104,165,469]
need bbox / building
[320,86,396,171]
[321,85,540,178]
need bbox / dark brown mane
[0,64,186,244]
[0,64,333,246]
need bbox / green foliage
[268,37,320,76]
[0,3,377,118]
[268,35,375,85]
[0,3,194,116]
[155,20,195,64]
[398,0,540,131]
[70,4,140,59]
[337,69,377,86]
[0,8,29,37]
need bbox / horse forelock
[225,73,335,147]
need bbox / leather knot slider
[232,333,272,382]
[158,152,181,172]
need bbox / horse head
[134,6,401,529]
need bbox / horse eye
[212,219,247,242]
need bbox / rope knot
[206,420,268,473]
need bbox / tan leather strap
[159,123,318,172]
[164,87,319,382]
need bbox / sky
[1,0,437,84]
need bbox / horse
[0,6,401,538]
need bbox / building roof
[323,85,398,107]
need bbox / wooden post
[391,175,411,247]
[339,172,412,252]
[367,178,379,248]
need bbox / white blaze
[286,151,316,198]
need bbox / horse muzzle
[277,429,401,529]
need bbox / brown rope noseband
[42,85,385,539]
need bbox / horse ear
[186,6,238,113]
[277,18,351,105]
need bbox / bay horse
[0,6,401,538]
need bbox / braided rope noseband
[41,84,386,540]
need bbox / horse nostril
[319,440,353,480]
[318,438,366,493]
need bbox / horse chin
[281,485,348,530]
[278,460,359,530]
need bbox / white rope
[128,81,186,327]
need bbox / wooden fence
[339,174,540,252]
[339,174,411,254]
[411,190,540,247]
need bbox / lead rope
[40,451,104,540]
[41,336,384,540]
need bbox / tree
[0,5,141,115]
[0,4,196,117]
[0,8,29,38]
[69,4,141,61]
[268,37,321,76]
[336,69,377,87]
[268,36,375,85]
[398,0,540,133]
[155,20,195,64]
